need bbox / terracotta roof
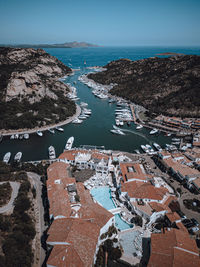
[148,229,200,267]
[120,162,151,182]
[47,245,84,267]
[47,218,101,267]
[121,181,168,201]
[166,212,181,223]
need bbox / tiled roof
[47,245,84,267]
[121,181,168,201]
[120,162,151,182]
[148,229,200,267]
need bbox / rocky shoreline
[88,55,200,118]
[0,47,76,131]
[1,104,81,136]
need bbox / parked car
[191,218,199,227]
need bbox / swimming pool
[90,186,116,210]
[115,214,133,231]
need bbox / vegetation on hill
[0,182,12,207]
[88,55,200,117]
[0,47,76,130]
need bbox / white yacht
[153,143,162,151]
[14,152,22,162]
[110,129,125,135]
[48,128,55,134]
[14,134,19,139]
[24,133,29,139]
[3,152,11,163]
[56,126,64,132]
[37,130,43,137]
[136,125,143,130]
[80,102,88,107]
[65,136,74,150]
[119,121,124,126]
[146,144,155,154]
[140,145,149,153]
[72,118,83,124]
[48,146,56,159]
[10,135,15,139]
[150,128,159,135]
[115,119,120,126]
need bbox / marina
[1,47,190,162]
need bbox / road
[28,172,46,267]
[0,181,20,214]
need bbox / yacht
[140,145,149,153]
[136,125,143,130]
[110,129,125,135]
[19,135,23,140]
[24,133,29,139]
[48,128,55,134]
[80,102,88,107]
[56,126,64,132]
[150,128,159,135]
[119,121,124,126]
[14,134,19,139]
[153,143,162,151]
[3,152,11,163]
[134,149,140,154]
[48,146,56,159]
[14,152,22,162]
[115,119,120,126]
[146,144,155,154]
[72,118,83,124]
[10,134,15,139]
[79,115,87,120]
[37,130,43,137]
[65,136,74,150]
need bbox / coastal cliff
[0,47,76,130]
[88,55,200,117]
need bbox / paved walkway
[1,104,81,136]
[0,182,20,214]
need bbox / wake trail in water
[121,129,150,142]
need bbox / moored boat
[24,133,29,139]
[153,143,162,151]
[3,152,11,163]
[48,146,56,159]
[37,130,43,137]
[65,136,74,150]
[72,118,83,124]
[150,128,159,135]
[48,128,55,134]
[14,152,22,162]
[136,124,143,130]
[56,126,64,132]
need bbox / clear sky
[0,0,200,46]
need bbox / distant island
[0,47,76,131]
[0,41,99,49]
[88,55,200,117]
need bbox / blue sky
[0,0,200,46]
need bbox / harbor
[0,68,173,163]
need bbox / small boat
[14,152,22,162]
[119,121,124,126]
[110,129,125,135]
[19,135,23,140]
[146,144,155,154]
[150,128,159,135]
[48,146,56,159]
[24,133,29,139]
[37,130,43,137]
[3,152,11,163]
[136,125,143,130]
[153,143,162,151]
[80,102,88,107]
[48,128,55,134]
[14,134,19,139]
[141,145,149,153]
[65,136,74,150]
[56,126,64,132]
[134,149,140,154]
[10,135,15,139]
[72,118,83,124]
[79,115,87,120]
[116,119,120,126]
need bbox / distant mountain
[88,55,200,118]
[0,41,99,49]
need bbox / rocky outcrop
[0,47,76,130]
[88,55,200,117]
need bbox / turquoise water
[115,214,133,231]
[90,186,116,210]
[1,46,200,161]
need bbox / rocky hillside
[88,56,200,117]
[0,47,76,130]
